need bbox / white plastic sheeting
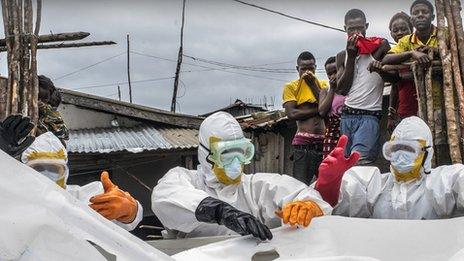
[0,150,172,261]
[174,216,464,261]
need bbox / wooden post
[8,0,21,115]
[29,0,41,125]
[117,85,121,101]
[436,0,462,163]
[171,0,186,112]
[0,31,90,46]
[450,0,464,81]
[1,0,12,116]
[424,49,436,166]
[411,63,428,121]
[126,34,132,103]
[444,0,464,151]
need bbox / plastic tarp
[0,150,172,261]
[174,216,464,261]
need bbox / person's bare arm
[368,60,400,83]
[337,34,359,96]
[319,77,336,117]
[283,101,319,121]
[372,39,391,61]
[382,50,431,67]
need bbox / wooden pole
[411,63,428,121]
[424,49,436,167]
[126,34,132,103]
[29,0,41,125]
[171,0,186,112]
[117,85,121,101]
[424,51,435,138]
[444,0,464,150]
[1,0,12,116]
[20,0,33,115]
[0,41,117,52]
[436,0,462,163]
[0,31,90,46]
[9,0,21,115]
[450,0,464,82]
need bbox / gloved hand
[315,135,360,207]
[89,171,138,224]
[275,200,323,227]
[0,115,35,157]
[195,197,273,241]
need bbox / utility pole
[127,34,132,103]
[171,0,186,112]
[117,85,121,101]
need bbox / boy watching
[382,0,449,164]
[336,8,390,165]
[282,51,328,185]
[319,56,345,158]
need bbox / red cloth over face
[356,36,384,55]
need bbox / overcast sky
[0,0,431,115]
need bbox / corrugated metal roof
[67,125,198,154]
[237,110,288,130]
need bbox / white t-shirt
[344,54,384,111]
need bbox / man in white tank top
[336,9,390,165]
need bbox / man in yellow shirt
[382,0,450,164]
[282,51,328,185]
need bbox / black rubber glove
[0,115,35,157]
[195,196,273,241]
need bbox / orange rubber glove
[89,171,138,224]
[275,200,324,227]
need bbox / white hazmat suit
[333,116,464,219]
[21,132,143,231]
[152,112,332,238]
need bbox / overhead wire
[72,76,174,90]
[182,54,295,73]
[131,50,288,82]
[53,52,126,81]
[228,0,345,33]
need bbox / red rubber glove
[315,135,360,207]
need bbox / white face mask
[390,151,416,173]
[223,157,243,180]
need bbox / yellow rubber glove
[89,171,138,224]
[275,200,324,227]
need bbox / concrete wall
[58,103,142,129]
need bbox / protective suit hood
[198,112,245,187]
[21,131,69,184]
[391,116,434,174]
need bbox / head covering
[391,116,434,174]
[21,132,69,185]
[198,112,245,188]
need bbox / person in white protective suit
[21,132,143,231]
[152,112,332,240]
[315,116,464,219]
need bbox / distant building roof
[237,110,288,131]
[67,125,198,154]
[59,88,204,129]
[200,99,267,117]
